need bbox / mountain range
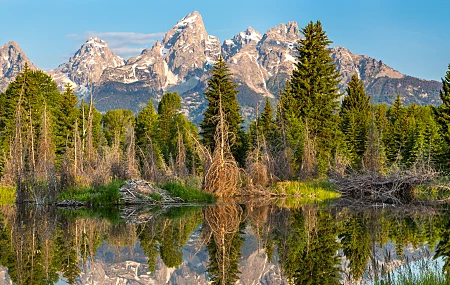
[0,11,443,123]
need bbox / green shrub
[0,186,15,204]
[148,193,163,201]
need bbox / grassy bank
[56,180,124,206]
[272,179,341,202]
[0,186,16,204]
[160,182,216,203]
[56,179,215,206]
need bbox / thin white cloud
[67,31,165,59]
[112,47,148,55]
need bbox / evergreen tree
[0,67,61,181]
[258,98,276,140]
[385,95,407,164]
[156,92,199,174]
[436,63,450,164]
[340,74,371,168]
[157,92,182,163]
[280,21,342,175]
[401,105,445,167]
[135,99,159,149]
[102,109,134,148]
[55,83,79,161]
[200,55,248,166]
[275,84,305,178]
[249,98,278,149]
[54,228,81,284]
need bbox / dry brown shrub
[203,155,240,197]
[202,103,241,198]
[245,149,269,188]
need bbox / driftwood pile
[119,180,184,204]
[335,168,438,205]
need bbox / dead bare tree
[245,104,273,192]
[300,121,317,179]
[272,102,294,180]
[137,138,165,182]
[175,125,188,177]
[362,112,385,175]
[34,101,58,201]
[125,125,139,179]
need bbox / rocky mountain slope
[0,11,443,123]
[48,37,125,96]
[331,46,442,105]
[0,41,37,92]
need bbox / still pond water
[0,200,448,284]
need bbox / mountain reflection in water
[0,201,448,284]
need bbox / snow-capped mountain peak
[175,11,201,28]
[0,41,36,91]
[51,37,125,89]
[238,27,262,44]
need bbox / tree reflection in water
[0,203,449,284]
[203,202,244,285]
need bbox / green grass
[415,184,450,202]
[374,259,447,285]
[56,180,125,206]
[375,269,447,285]
[272,179,341,203]
[160,182,216,203]
[0,186,16,204]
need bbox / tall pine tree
[55,83,79,161]
[200,55,248,166]
[281,21,342,175]
[385,95,407,164]
[340,74,371,168]
[135,99,159,149]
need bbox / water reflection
[203,203,244,284]
[0,202,448,284]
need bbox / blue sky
[1,0,449,81]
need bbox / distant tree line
[1,20,450,200]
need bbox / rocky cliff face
[0,11,443,121]
[0,41,37,92]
